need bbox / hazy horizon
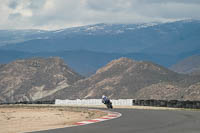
[1,19,199,31]
[1,0,200,30]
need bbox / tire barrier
[0,100,55,105]
[132,100,200,109]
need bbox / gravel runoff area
[0,105,106,133]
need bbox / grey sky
[0,0,200,30]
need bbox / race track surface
[32,108,200,133]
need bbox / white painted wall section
[55,99,133,106]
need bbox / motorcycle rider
[102,95,113,109]
[102,95,109,104]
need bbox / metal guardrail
[133,100,200,109]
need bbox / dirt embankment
[0,105,106,133]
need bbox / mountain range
[1,57,200,103]
[42,57,200,101]
[1,20,200,54]
[0,20,200,76]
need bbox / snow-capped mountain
[51,22,159,35]
[0,20,200,76]
[0,29,49,46]
[1,20,200,53]
[0,22,159,46]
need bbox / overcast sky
[0,0,200,30]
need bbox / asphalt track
[32,108,200,133]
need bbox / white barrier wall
[55,99,133,106]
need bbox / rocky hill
[42,57,200,100]
[135,80,200,101]
[170,55,200,75]
[0,57,83,103]
[134,83,183,100]
[183,82,200,101]
[1,57,200,102]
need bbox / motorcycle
[103,99,113,109]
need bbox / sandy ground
[0,105,106,133]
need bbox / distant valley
[0,49,181,76]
